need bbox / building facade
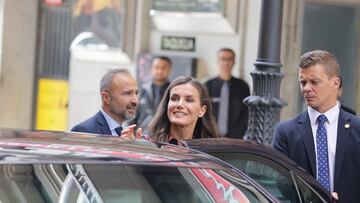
[0,0,359,130]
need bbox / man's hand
[331,192,338,202]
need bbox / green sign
[161,36,196,52]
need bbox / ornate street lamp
[244,0,287,145]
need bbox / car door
[210,152,327,203]
[184,139,333,203]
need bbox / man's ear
[198,105,207,118]
[332,77,341,90]
[101,91,110,105]
[334,77,340,86]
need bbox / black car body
[0,129,279,203]
[184,138,334,203]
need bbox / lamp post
[243,0,287,145]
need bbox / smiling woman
[148,76,219,143]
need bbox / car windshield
[0,163,271,203]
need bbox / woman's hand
[120,124,142,139]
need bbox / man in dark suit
[136,56,172,133]
[71,69,139,136]
[273,50,360,202]
[205,48,250,138]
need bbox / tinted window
[0,164,270,203]
[211,153,300,203]
[295,175,327,203]
[68,164,269,203]
[78,165,209,203]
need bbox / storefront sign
[153,0,222,13]
[161,36,196,52]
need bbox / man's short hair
[298,50,340,78]
[217,48,235,58]
[100,68,130,92]
[151,56,172,67]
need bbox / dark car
[184,138,334,203]
[0,129,280,203]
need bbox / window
[295,175,327,203]
[0,163,271,202]
[211,153,301,203]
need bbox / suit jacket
[71,111,112,135]
[273,110,360,203]
[135,81,169,133]
[205,76,250,138]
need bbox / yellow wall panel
[36,78,68,131]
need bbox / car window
[211,169,272,203]
[295,175,328,203]
[0,163,271,203]
[210,152,300,203]
[63,164,212,203]
[67,164,270,203]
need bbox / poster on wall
[36,78,69,131]
[72,0,125,48]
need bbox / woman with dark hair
[148,76,219,143]
[121,76,219,143]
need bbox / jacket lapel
[298,112,317,175]
[96,111,111,135]
[334,110,351,185]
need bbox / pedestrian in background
[71,68,139,137]
[135,56,172,133]
[272,50,360,202]
[205,48,250,138]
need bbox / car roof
[184,138,300,166]
[0,129,227,170]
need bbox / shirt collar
[308,102,340,125]
[100,109,122,131]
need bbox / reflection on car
[0,129,278,203]
[184,138,334,203]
